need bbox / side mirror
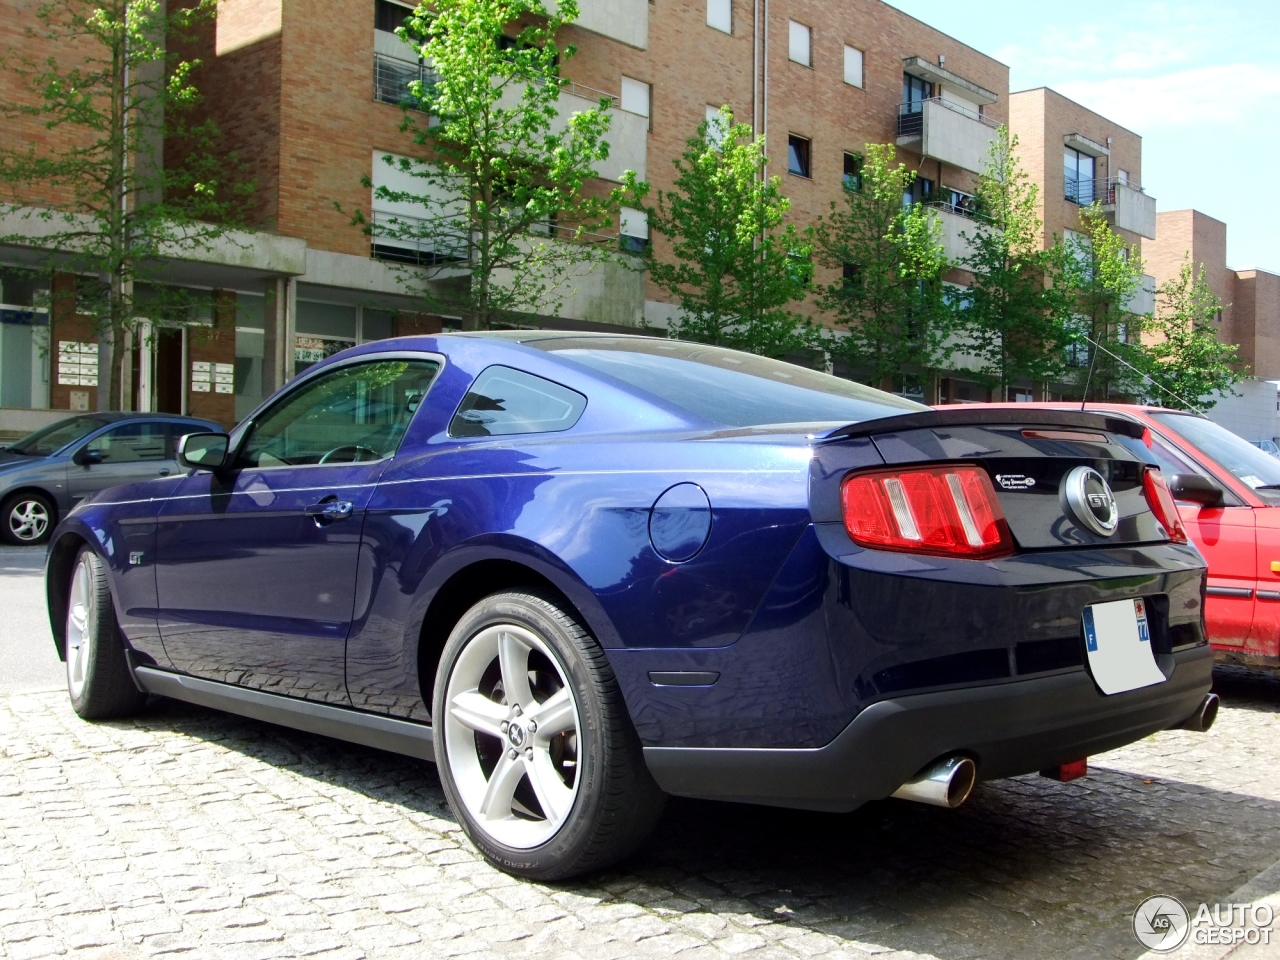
[73,447,104,467]
[177,432,230,471]
[1169,473,1225,507]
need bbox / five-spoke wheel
[2,492,54,546]
[433,590,666,880]
[444,623,582,849]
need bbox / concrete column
[262,276,296,395]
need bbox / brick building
[0,0,1011,430]
[1144,210,1280,442]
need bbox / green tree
[362,0,621,330]
[811,143,950,391]
[1141,260,1244,410]
[0,0,250,410]
[629,108,813,356]
[1063,205,1147,400]
[960,127,1074,398]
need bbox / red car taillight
[1142,466,1188,544]
[840,465,1015,559]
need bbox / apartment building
[1145,209,1280,441]
[0,0,1009,432]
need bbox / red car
[965,403,1280,673]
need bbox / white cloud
[1054,63,1280,132]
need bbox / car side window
[84,422,168,462]
[235,359,440,469]
[449,366,587,438]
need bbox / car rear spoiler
[823,407,1146,442]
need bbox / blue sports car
[46,332,1218,879]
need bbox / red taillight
[1143,466,1188,543]
[840,465,1015,559]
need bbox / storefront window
[0,268,51,410]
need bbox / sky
[885,0,1280,273]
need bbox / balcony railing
[897,96,1000,139]
[376,52,619,113]
[370,210,469,266]
[1065,176,1148,206]
[374,53,438,111]
[924,196,985,222]
[370,211,620,266]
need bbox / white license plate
[1082,599,1167,695]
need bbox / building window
[705,104,728,146]
[843,45,864,88]
[788,21,810,67]
[621,76,650,125]
[707,0,731,34]
[620,206,649,254]
[787,135,811,178]
[843,152,862,192]
[902,73,933,112]
[902,176,933,207]
[374,0,412,32]
[842,263,862,290]
[1064,147,1096,205]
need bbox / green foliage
[959,127,1075,395]
[811,143,950,388]
[362,0,623,329]
[1062,205,1147,400]
[628,108,814,356]
[1141,260,1244,410]
[0,0,252,410]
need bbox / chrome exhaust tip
[1177,693,1220,733]
[891,755,977,809]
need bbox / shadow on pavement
[123,686,1280,960]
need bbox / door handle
[305,499,354,524]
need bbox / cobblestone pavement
[0,668,1276,960]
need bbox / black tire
[1,490,56,546]
[64,546,147,720]
[432,590,666,880]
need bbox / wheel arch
[415,547,612,715]
[46,530,91,661]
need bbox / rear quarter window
[449,366,587,438]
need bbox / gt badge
[1061,466,1119,537]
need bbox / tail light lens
[841,465,1015,559]
[1143,466,1189,543]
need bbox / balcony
[925,199,992,264]
[374,53,437,111]
[897,98,1000,176]
[497,81,648,183]
[1065,177,1157,239]
[545,0,648,49]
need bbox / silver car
[0,413,220,545]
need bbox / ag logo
[996,474,1036,491]
[1133,895,1191,952]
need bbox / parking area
[2,549,1279,960]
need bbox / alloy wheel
[65,557,94,700]
[443,623,582,849]
[8,499,49,542]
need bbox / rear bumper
[643,643,1213,812]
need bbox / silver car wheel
[65,556,94,701]
[443,623,582,850]
[8,498,50,542]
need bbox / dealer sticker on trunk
[1082,598,1167,695]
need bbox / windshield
[1152,413,1280,499]
[530,337,925,429]
[7,417,108,457]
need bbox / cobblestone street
[0,659,1276,960]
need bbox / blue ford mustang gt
[45,332,1217,879]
